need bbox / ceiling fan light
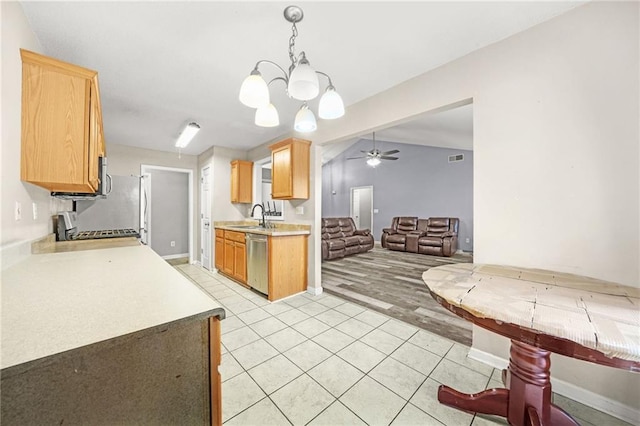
[294,104,317,132]
[367,157,381,167]
[255,103,279,127]
[239,70,270,108]
[318,86,344,119]
[288,55,319,101]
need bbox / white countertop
[1,245,223,370]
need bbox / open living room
[321,104,475,346]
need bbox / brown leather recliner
[381,217,418,250]
[321,217,374,260]
[382,216,459,257]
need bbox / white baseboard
[468,348,640,424]
[162,253,189,260]
[307,286,324,296]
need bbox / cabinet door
[230,160,253,203]
[20,49,103,193]
[230,162,239,203]
[215,237,224,271]
[233,242,247,283]
[223,239,234,275]
[21,62,92,192]
[271,144,293,199]
[87,81,100,191]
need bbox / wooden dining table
[422,263,640,426]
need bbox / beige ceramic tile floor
[176,264,632,426]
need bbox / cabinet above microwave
[20,49,106,194]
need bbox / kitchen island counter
[1,244,224,424]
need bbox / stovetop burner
[71,229,140,240]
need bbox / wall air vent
[448,154,464,163]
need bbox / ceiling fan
[347,132,399,166]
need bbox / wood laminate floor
[322,246,474,346]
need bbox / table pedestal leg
[437,340,579,426]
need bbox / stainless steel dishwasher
[246,233,268,295]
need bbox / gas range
[57,211,139,241]
[71,229,140,240]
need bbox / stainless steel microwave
[51,157,112,200]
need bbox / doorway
[350,186,373,230]
[200,165,212,270]
[140,165,193,262]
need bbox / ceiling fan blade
[381,149,399,155]
[360,150,373,154]
[380,156,399,160]
[346,156,366,160]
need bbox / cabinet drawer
[225,230,246,243]
[215,229,224,238]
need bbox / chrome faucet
[250,203,266,228]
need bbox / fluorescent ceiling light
[175,122,200,148]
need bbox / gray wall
[149,170,189,257]
[322,139,473,251]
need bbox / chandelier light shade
[239,5,344,132]
[255,103,280,127]
[239,70,270,108]
[287,54,319,101]
[294,104,317,132]
[318,86,345,119]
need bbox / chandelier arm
[254,60,289,81]
[267,77,288,87]
[315,71,334,88]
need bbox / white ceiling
[20,1,582,156]
[320,103,473,163]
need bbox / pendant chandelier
[238,5,345,132]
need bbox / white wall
[0,2,72,268]
[308,1,638,421]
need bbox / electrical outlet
[295,206,304,215]
[373,209,379,214]
[15,202,21,221]
[32,202,38,220]
[465,238,470,244]
[170,241,176,247]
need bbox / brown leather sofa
[381,217,459,257]
[321,217,374,260]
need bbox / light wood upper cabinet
[230,160,253,203]
[269,138,310,200]
[20,49,106,193]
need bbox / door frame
[349,185,373,231]
[140,164,194,264]
[200,164,212,270]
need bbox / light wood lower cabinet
[220,230,246,284]
[214,230,224,271]
[214,228,308,301]
[267,234,308,301]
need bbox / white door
[200,165,212,270]
[350,186,373,230]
